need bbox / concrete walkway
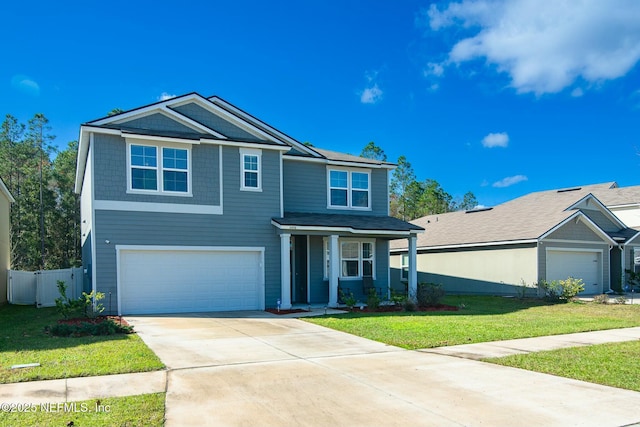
[1,315,639,427]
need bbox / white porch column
[408,235,418,301]
[280,233,292,309]
[329,234,339,307]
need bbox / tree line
[360,142,477,221]
[0,114,80,271]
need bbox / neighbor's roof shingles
[390,182,619,251]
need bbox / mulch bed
[58,316,131,326]
[265,308,310,315]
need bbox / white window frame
[401,254,409,282]
[240,148,262,192]
[323,237,376,280]
[327,167,371,210]
[127,141,192,196]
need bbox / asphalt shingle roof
[273,212,424,233]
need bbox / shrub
[47,323,75,337]
[390,289,406,306]
[592,294,609,304]
[416,282,445,307]
[47,318,134,337]
[537,277,584,301]
[366,288,380,310]
[55,280,106,319]
[340,290,357,309]
[402,298,417,312]
[614,295,628,305]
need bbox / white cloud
[571,88,584,98]
[424,62,445,77]
[158,92,177,101]
[424,0,640,95]
[492,175,528,188]
[361,84,383,104]
[482,132,509,148]
[11,74,40,96]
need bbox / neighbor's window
[129,143,190,194]
[401,254,409,281]
[240,148,261,191]
[328,168,370,209]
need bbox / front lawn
[485,340,640,392]
[0,393,165,427]
[305,296,640,349]
[0,305,164,384]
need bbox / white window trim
[323,237,376,280]
[327,166,371,210]
[240,148,262,192]
[126,140,192,197]
[401,254,409,282]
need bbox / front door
[291,235,308,303]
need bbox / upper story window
[328,168,371,210]
[128,142,191,195]
[240,148,262,191]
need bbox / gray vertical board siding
[580,209,622,233]
[118,113,205,135]
[283,159,389,215]
[92,145,283,312]
[92,134,220,205]
[171,103,260,141]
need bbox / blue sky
[2,0,640,207]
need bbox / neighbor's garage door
[119,249,263,314]
[546,249,602,295]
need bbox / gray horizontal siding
[93,134,220,205]
[283,159,389,215]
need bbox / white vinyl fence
[8,267,83,308]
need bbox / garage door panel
[119,249,262,314]
[546,250,601,295]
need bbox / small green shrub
[538,277,584,301]
[592,294,609,304]
[416,282,445,307]
[340,290,357,309]
[47,323,75,337]
[366,288,380,310]
[55,280,106,319]
[402,298,417,312]
[390,289,406,306]
[615,295,628,304]
[47,318,134,337]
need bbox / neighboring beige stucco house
[390,182,640,296]
[0,177,14,304]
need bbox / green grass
[484,341,640,392]
[305,295,640,349]
[0,305,164,384]
[0,393,165,426]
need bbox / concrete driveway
[127,312,640,427]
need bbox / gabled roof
[390,182,631,251]
[0,176,14,203]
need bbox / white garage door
[119,248,263,314]
[546,250,602,295]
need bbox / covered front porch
[272,212,423,309]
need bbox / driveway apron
[127,313,640,427]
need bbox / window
[128,143,190,195]
[130,145,158,191]
[323,238,376,279]
[328,168,370,209]
[240,148,261,191]
[401,254,409,281]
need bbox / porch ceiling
[271,212,424,236]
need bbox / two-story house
[75,93,423,315]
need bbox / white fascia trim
[116,244,265,253]
[91,93,200,126]
[542,239,613,245]
[0,177,14,203]
[201,138,290,151]
[124,133,200,146]
[271,220,417,236]
[608,203,640,209]
[284,154,395,170]
[94,200,222,215]
[389,239,538,253]
[622,230,640,247]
